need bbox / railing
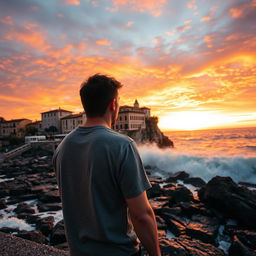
[4,143,32,159]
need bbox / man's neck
[82,117,111,129]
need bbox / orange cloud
[187,0,197,10]
[111,0,166,16]
[126,21,134,28]
[63,0,80,5]
[200,15,211,22]
[184,19,193,24]
[229,8,243,18]
[96,39,111,46]
[4,23,50,51]
[1,16,13,25]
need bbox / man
[53,74,161,256]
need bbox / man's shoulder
[104,129,134,145]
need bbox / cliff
[122,117,174,148]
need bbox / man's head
[80,74,122,122]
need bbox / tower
[134,99,139,108]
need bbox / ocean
[138,127,256,184]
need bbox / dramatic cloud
[0,0,255,130]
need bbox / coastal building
[0,119,32,137]
[41,108,72,133]
[26,120,42,133]
[61,112,86,134]
[113,100,150,131]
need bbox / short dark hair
[80,74,123,118]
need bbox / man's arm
[126,191,161,256]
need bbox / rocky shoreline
[0,148,256,256]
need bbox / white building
[113,100,150,131]
[61,112,86,134]
[41,108,72,133]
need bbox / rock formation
[123,116,174,148]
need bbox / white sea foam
[0,217,34,231]
[138,144,256,183]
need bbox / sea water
[139,127,256,183]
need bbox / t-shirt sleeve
[118,141,152,199]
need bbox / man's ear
[109,98,116,111]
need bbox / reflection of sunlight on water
[164,127,256,157]
[138,135,256,184]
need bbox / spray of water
[138,144,256,183]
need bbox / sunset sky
[0,0,256,130]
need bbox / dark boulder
[160,212,187,236]
[159,238,187,256]
[183,177,206,187]
[177,201,210,217]
[36,216,55,236]
[37,202,62,212]
[198,176,256,229]
[50,220,67,245]
[229,235,256,256]
[147,183,164,199]
[159,236,225,256]
[39,190,61,203]
[166,171,190,182]
[0,227,20,234]
[167,185,194,205]
[0,199,7,209]
[175,236,225,256]
[16,230,46,244]
[14,202,35,215]
[186,215,220,244]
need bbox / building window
[116,125,119,129]
[125,116,127,121]
[120,124,122,129]
[120,116,122,121]
[125,124,128,129]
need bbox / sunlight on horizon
[158,111,256,131]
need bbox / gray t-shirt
[53,126,151,256]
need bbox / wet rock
[227,230,256,251]
[0,199,7,209]
[0,227,20,234]
[147,183,164,199]
[54,242,69,251]
[198,176,256,229]
[177,201,210,217]
[0,182,10,197]
[159,237,187,256]
[229,235,256,256]
[9,184,30,196]
[31,184,56,194]
[14,202,35,215]
[159,236,225,256]
[160,212,187,236]
[167,185,194,205]
[16,193,38,201]
[150,197,169,213]
[39,190,61,203]
[158,206,183,217]
[50,220,67,245]
[21,214,42,224]
[186,215,219,244]
[166,171,190,182]
[183,177,206,187]
[36,216,55,236]
[175,236,225,256]
[156,216,167,230]
[16,230,46,244]
[37,202,62,212]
